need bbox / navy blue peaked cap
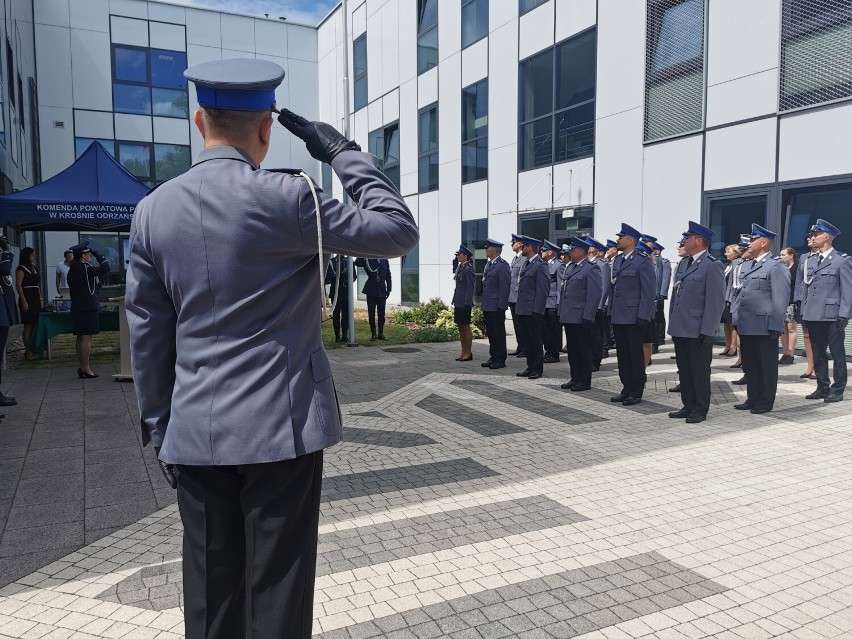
[185,58,285,111]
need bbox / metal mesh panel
[644,0,706,142]
[780,0,852,111]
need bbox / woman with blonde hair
[721,243,743,358]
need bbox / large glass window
[462,219,488,303]
[519,29,596,171]
[114,47,148,83]
[520,0,548,15]
[114,84,151,115]
[519,207,594,246]
[780,0,852,111]
[462,79,488,183]
[110,140,190,187]
[401,244,419,305]
[417,0,438,75]
[418,104,439,192]
[150,49,187,89]
[462,0,488,48]
[75,138,115,158]
[154,144,191,182]
[707,194,767,257]
[322,163,332,193]
[353,35,368,110]
[368,122,400,190]
[644,0,705,141]
[118,142,152,185]
[112,45,187,118]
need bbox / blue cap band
[196,86,276,111]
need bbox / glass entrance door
[707,194,767,258]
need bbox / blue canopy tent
[0,142,148,231]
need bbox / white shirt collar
[691,249,707,261]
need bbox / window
[462,219,487,303]
[520,0,548,15]
[417,0,438,75]
[321,163,332,193]
[518,28,596,171]
[6,40,13,108]
[462,0,488,48]
[114,47,148,83]
[0,56,5,147]
[353,35,368,110]
[462,79,488,183]
[707,194,767,256]
[118,142,152,185]
[112,140,190,187]
[16,74,23,129]
[401,244,419,304]
[154,144,191,182]
[519,207,594,247]
[112,45,188,118]
[368,122,400,190]
[780,0,852,111]
[418,104,438,192]
[644,0,706,141]
[75,138,115,158]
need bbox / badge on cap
[184,58,286,111]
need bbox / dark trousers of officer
[806,320,848,396]
[565,322,593,385]
[366,294,386,337]
[740,334,778,410]
[655,299,667,345]
[484,310,508,364]
[542,308,562,356]
[517,312,544,372]
[612,323,646,397]
[176,452,323,639]
[509,302,524,354]
[592,309,607,368]
[0,326,7,384]
[331,293,349,340]
[672,336,712,417]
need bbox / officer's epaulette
[837,252,849,258]
[705,254,717,261]
[637,251,649,258]
[772,255,782,261]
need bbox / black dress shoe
[686,414,706,424]
[528,371,542,380]
[0,394,16,406]
[750,407,771,414]
[734,402,754,410]
[730,362,742,369]
[570,384,591,392]
[799,372,814,379]
[806,390,829,400]
[668,409,690,418]
[377,335,387,340]
[602,351,610,359]
[610,393,627,402]
[732,376,747,385]
[481,360,494,368]
[670,355,677,360]
[543,355,560,364]
[489,362,506,369]
[824,395,844,403]
[516,352,526,358]
[370,335,377,341]
[779,354,794,365]
[652,346,659,354]
[668,384,681,393]
[561,381,577,390]
[517,368,531,377]
[509,351,520,357]
[455,355,473,362]
[622,397,642,406]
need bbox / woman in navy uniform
[67,241,111,378]
[452,244,476,361]
[354,257,391,340]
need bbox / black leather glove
[154,446,177,490]
[277,108,361,164]
[837,317,849,330]
[699,334,713,348]
[636,318,649,330]
[769,330,782,340]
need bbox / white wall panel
[554,0,596,42]
[705,118,776,191]
[491,1,517,31]
[641,135,703,245]
[114,113,152,141]
[110,0,147,19]
[380,2,399,94]
[417,67,438,108]
[779,104,852,182]
[488,20,518,149]
[518,1,554,60]
[706,0,780,86]
[438,52,461,163]
[462,180,488,221]
[382,88,399,125]
[352,2,367,37]
[255,20,287,57]
[74,110,114,139]
[110,15,148,47]
[596,0,644,118]
[417,190,443,301]
[399,78,418,195]
[438,0,461,62]
[34,0,69,28]
[70,0,108,32]
[461,37,488,87]
[153,117,189,144]
[35,25,72,108]
[148,1,185,24]
[438,158,462,264]
[706,70,778,127]
[186,44,221,68]
[286,59,319,119]
[517,166,552,212]
[266,128,292,170]
[71,30,112,111]
[186,9,221,47]
[553,157,594,208]
[288,25,317,62]
[488,145,517,217]
[419,264,443,303]
[38,107,74,179]
[352,107,369,152]
[221,14,254,53]
[150,22,185,51]
[366,11,382,102]
[397,0,417,83]
[594,108,644,234]
[368,98,383,129]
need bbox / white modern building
[8,0,852,308]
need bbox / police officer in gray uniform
[733,224,790,414]
[515,236,550,379]
[586,237,609,371]
[609,223,657,405]
[508,234,527,357]
[558,237,602,391]
[480,239,511,369]
[666,222,725,424]
[125,59,418,639]
[541,240,563,362]
[799,219,852,402]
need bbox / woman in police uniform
[453,244,476,361]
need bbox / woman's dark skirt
[720,301,733,325]
[454,305,472,326]
[72,309,100,336]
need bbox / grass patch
[14,332,121,370]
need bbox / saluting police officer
[733,224,790,414]
[541,240,563,362]
[585,238,610,371]
[559,237,603,391]
[125,59,418,639]
[667,222,725,424]
[609,223,657,405]
[508,234,527,357]
[325,254,356,342]
[353,257,392,340]
[480,239,511,369]
[515,236,550,379]
[799,219,852,402]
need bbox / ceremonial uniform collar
[193,145,258,169]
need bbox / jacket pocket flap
[826,298,839,304]
[310,349,332,383]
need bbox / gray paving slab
[415,394,527,436]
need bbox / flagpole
[340,0,359,347]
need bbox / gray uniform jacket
[508,253,526,304]
[452,262,476,308]
[545,258,559,309]
[558,259,602,325]
[657,257,671,299]
[732,254,790,335]
[799,249,852,322]
[0,251,18,326]
[793,252,812,304]
[667,252,725,338]
[555,261,568,306]
[515,254,550,316]
[481,257,510,312]
[126,146,418,465]
[593,258,610,310]
[608,250,656,324]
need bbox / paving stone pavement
[1,339,852,638]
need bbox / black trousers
[542,308,562,356]
[331,295,350,339]
[517,313,544,373]
[806,320,848,396]
[366,295,386,337]
[655,299,667,345]
[740,334,778,410]
[176,452,324,639]
[0,325,7,385]
[592,309,607,367]
[612,323,646,397]
[673,336,713,417]
[484,310,508,364]
[509,302,524,354]
[565,322,593,385]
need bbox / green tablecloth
[29,309,120,354]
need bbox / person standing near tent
[67,241,111,378]
[16,247,42,361]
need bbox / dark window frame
[368,120,401,191]
[461,79,488,184]
[111,138,191,187]
[111,44,188,119]
[353,34,368,111]
[461,0,488,49]
[418,103,439,193]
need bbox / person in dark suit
[125,59,418,639]
[67,241,111,379]
[480,239,511,369]
[666,222,726,424]
[325,255,356,342]
[515,236,550,379]
[0,236,17,407]
[609,223,657,405]
[452,245,476,361]
[354,257,391,340]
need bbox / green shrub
[391,297,448,326]
[410,326,459,342]
[471,306,486,334]
[392,308,415,324]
